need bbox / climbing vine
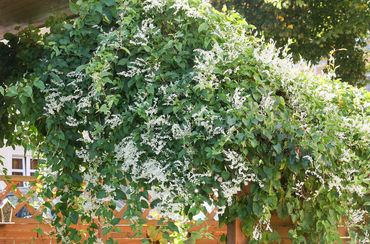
[0,0,369,243]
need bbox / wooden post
[227,219,248,244]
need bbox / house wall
[0,146,35,176]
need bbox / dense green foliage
[212,0,370,86]
[0,0,369,243]
[0,29,45,147]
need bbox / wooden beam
[227,219,248,244]
[0,0,69,37]
[0,175,36,182]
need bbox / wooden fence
[0,175,226,243]
[0,175,350,243]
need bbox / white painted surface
[0,146,34,176]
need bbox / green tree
[213,0,370,86]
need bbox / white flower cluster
[79,167,115,220]
[66,116,80,127]
[347,208,367,226]
[38,165,58,180]
[142,115,171,155]
[228,88,247,109]
[171,122,191,140]
[328,174,344,196]
[114,135,199,219]
[316,83,337,102]
[140,159,169,183]
[76,148,90,162]
[81,130,94,144]
[193,21,251,90]
[118,58,160,83]
[44,70,86,116]
[292,181,305,198]
[221,150,260,206]
[193,48,221,89]
[260,92,275,112]
[159,82,182,106]
[143,0,167,12]
[191,106,224,137]
[171,0,205,18]
[129,18,159,46]
[252,206,272,240]
[114,137,143,173]
[360,230,369,244]
[76,91,94,112]
[44,91,63,115]
[105,114,122,128]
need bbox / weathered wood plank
[0,0,69,37]
[0,175,36,182]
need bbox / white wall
[0,146,34,176]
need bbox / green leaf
[70,211,79,224]
[103,0,115,6]
[33,79,45,90]
[198,23,208,33]
[23,85,33,97]
[249,137,258,148]
[69,0,79,14]
[6,86,18,97]
[273,144,282,154]
[103,226,112,235]
[36,228,43,235]
[98,104,110,114]
[111,218,121,225]
[35,215,43,223]
[221,170,231,180]
[167,222,178,232]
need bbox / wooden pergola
[0,0,69,38]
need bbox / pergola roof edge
[0,0,69,38]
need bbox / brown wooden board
[0,0,69,37]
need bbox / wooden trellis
[0,175,226,243]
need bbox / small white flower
[231,88,246,109]
[66,116,79,127]
[143,0,167,12]
[171,122,191,139]
[105,114,122,128]
[171,0,204,18]
[81,130,93,143]
[129,18,159,46]
[348,209,367,226]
